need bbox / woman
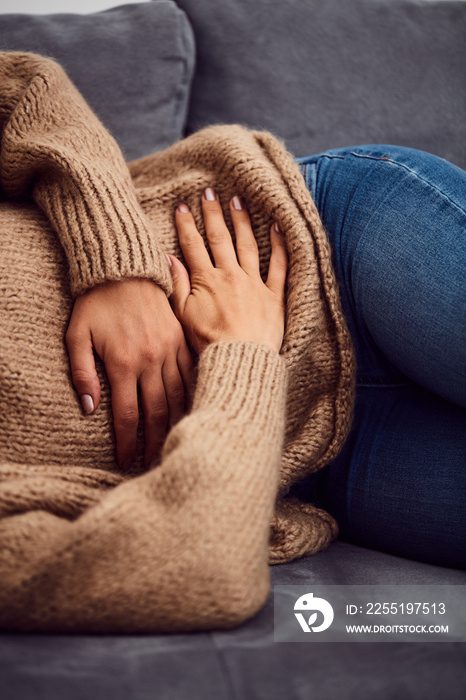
[0,52,464,633]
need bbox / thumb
[166,254,191,320]
[65,329,101,415]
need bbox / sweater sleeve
[0,51,172,297]
[0,342,287,633]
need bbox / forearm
[0,51,171,296]
[0,342,286,632]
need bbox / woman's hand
[66,279,194,470]
[168,188,288,355]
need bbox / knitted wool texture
[0,53,355,631]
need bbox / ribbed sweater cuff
[193,341,287,421]
[36,174,173,298]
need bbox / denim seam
[298,162,315,201]
[301,151,466,217]
[347,151,466,218]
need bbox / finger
[65,328,101,414]
[175,203,212,272]
[230,195,260,276]
[162,359,186,429]
[108,373,139,470]
[202,188,237,269]
[266,223,288,297]
[167,254,192,321]
[177,340,195,411]
[140,371,169,469]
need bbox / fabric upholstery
[175,0,466,169]
[1,543,465,699]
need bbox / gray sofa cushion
[0,1,195,161]
[1,544,465,700]
[175,0,466,169]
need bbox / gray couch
[0,1,465,698]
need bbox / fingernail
[165,253,172,268]
[177,203,190,213]
[232,195,244,211]
[274,222,283,235]
[81,394,94,415]
[122,458,133,471]
[204,187,216,201]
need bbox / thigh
[298,145,466,407]
[294,146,466,568]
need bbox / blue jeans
[292,145,466,569]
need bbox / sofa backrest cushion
[0,0,195,161]
[175,0,466,169]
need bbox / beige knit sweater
[0,53,355,632]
